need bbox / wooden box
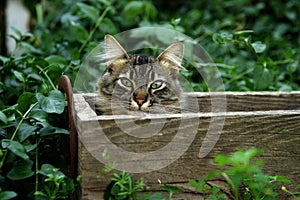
[72,92,300,200]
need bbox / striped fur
[96,35,184,114]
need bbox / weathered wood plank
[73,92,300,199]
[83,91,300,113]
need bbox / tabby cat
[96,34,184,114]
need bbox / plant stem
[35,136,40,195]
[222,172,239,200]
[35,65,57,91]
[78,6,112,54]
[0,102,38,169]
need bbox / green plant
[1,0,300,198]
[104,170,183,200]
[104,171,147,200]
[189,179,226,200]
[34,164,75,200]
[160,185,183,199]
[0,28,71,200]
[190,148,299,200]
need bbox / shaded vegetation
[0,0,299,199]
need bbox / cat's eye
[120,78,133,87]
[151,81,164,89]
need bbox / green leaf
[1,139,9,148]
[212,32,233,44]
[0,111,8,124]
[36,90,66,114]
[189,180,202,191]
[251,41,267,53]
[144,1,157,19]
[7,140,29,160]
[12,70,24,82]
[17,123,37,142]
[17,92,35,114]
[123,1,144,19]
[205,170,222,180]
[99,18,118,35]
[77,2,99,22]
[10,26,22,36]
[68,21,89,43]
[253,65,274,90]
[38,123,69,136]
[0,191,17,200]
[39,163,57,176]
[45,55,68,65]
[234,30,254,35]
[214,154,231,167]
[161,184,183,194]
[29,108,48,122]
[0,55,9,63]
[270,176,291,184]
[7,159,34,180]
[34,191,48,198]
[23,143,37,152]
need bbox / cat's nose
[136,99,145,106]
[133,92,148,107]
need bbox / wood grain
[73,92,300,200]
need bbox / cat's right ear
[105,34,129,71]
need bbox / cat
[96,34,185,115]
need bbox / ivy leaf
[0,191,17,200]
[17,123,37,142]
[17,92,36,114]
[29,108,48,122]
[7,159,34,180]
[6,140,29,160]
[38,123,69,136]
[36,90,66,114]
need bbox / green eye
[120,78,133,87]
[151,81,164,89]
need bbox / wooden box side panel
[74,92,300,199]
[77,114,300,191]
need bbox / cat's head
[98,34,184,113]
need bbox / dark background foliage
[0,0,299,199]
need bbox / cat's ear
[105,34,129,69]
[157,42,184,72]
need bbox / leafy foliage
[190,148,300,200]
[1,0,299,199]
[106,149,299,199]
[34,164,75,200]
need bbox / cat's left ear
[157,42,184,73]
[104,34,129,72]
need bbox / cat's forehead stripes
[132,55,155,65]
[128,64,155,83]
